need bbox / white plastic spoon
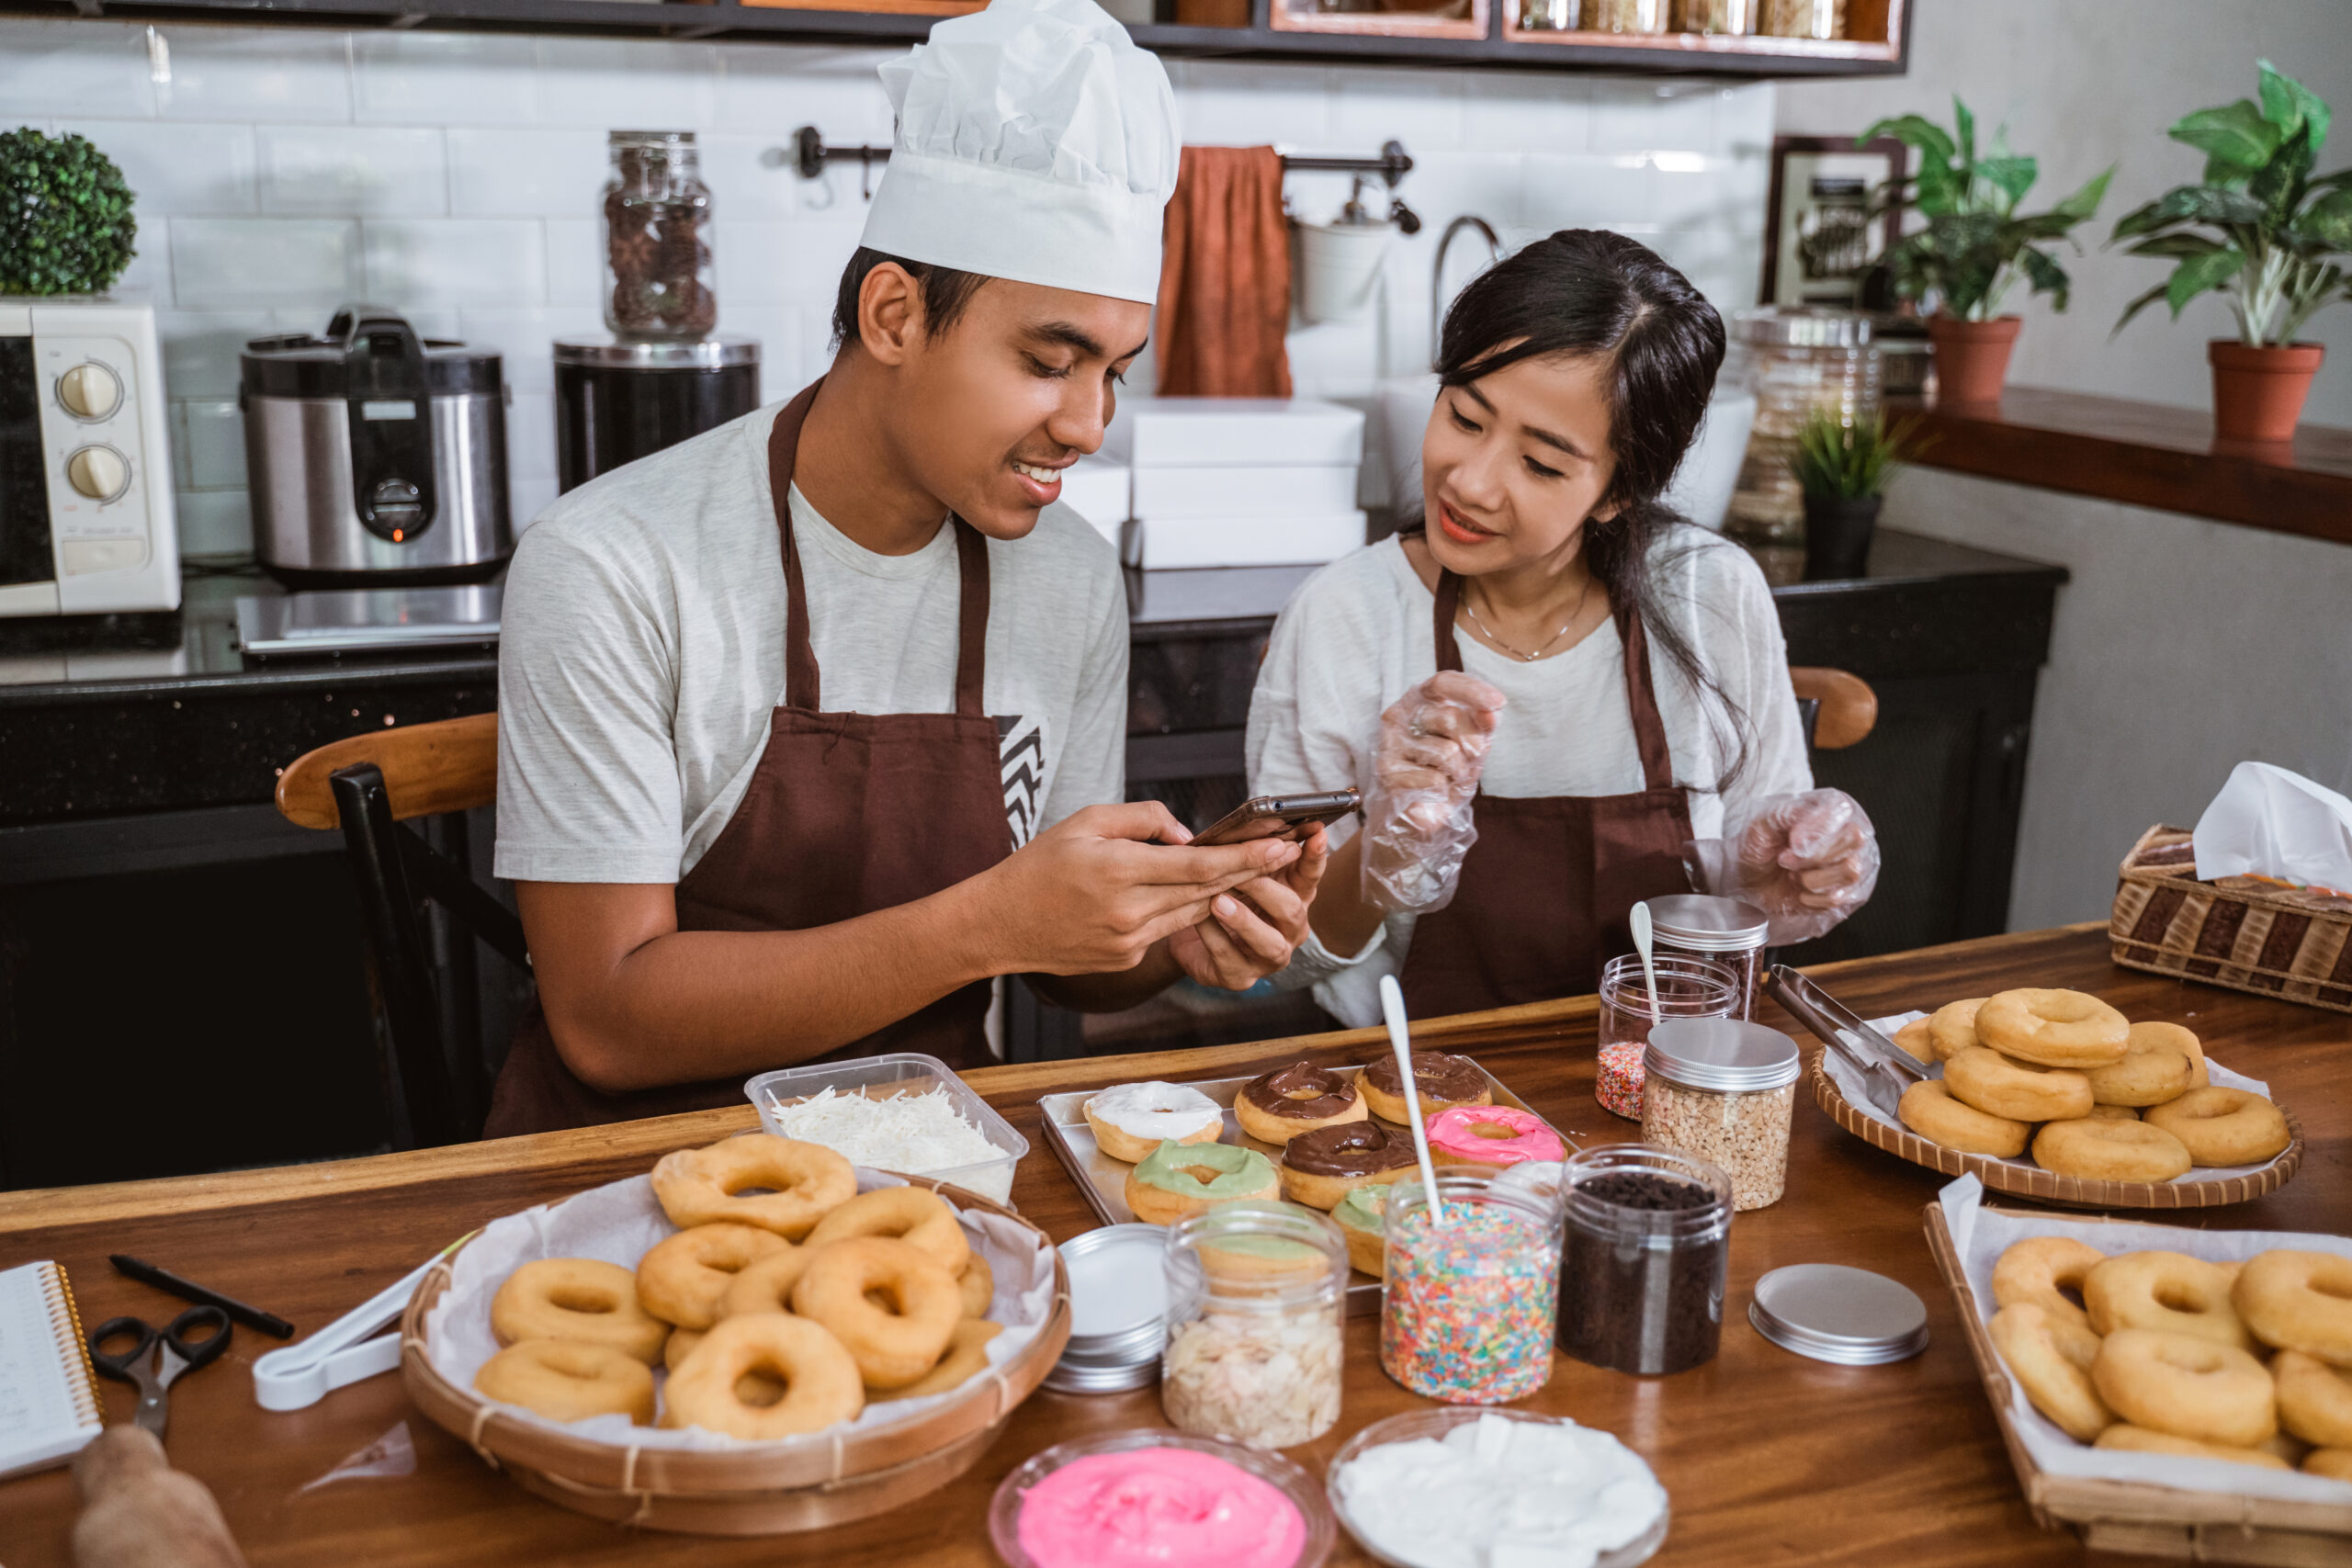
[1631,899,1660,1027]
[1378,973,1447,1227]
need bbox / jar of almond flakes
[1641,1019,1802,1211]
[1160,1201,1346,1450]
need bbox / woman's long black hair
[1428,227,1751,791]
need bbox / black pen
[109,1254,296,1339]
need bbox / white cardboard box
[1104,397,1364,468]
[1122,513,1366,570]
[1132,464,1361,519]
[1057,457,1130,535]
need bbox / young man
[483,0,1328,1134]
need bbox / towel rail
[789,126,1414,189]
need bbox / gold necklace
[1463,573,1594,662]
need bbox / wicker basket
[2111,825,2352,1013]
[399,1176,1072,1534]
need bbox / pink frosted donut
[1425,1105,1566,1168]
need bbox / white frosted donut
[1084,1082,1224,1164]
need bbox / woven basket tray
[1923,1200,2352,1562]
[2111,825,2352,1013]
[399,1176,1072,1532]
[1810,1055,2302,1209]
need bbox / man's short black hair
[831,248,989,351]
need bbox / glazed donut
[718,1246,819,1320]
[2143,1088,2291,1168]
[1928,998,1989,1062]
[1892,1019,1936,1066]
[2133,1021,2209,1090]
[1990,1303,2112,1441]
[1083,1082,1223,1164]
[872,1318,1003,1404]
[635,1224,791,1330]
[2091,1328,2276,1447]
[1974,989,2130,1068]
[803,1186,971,1276]
[475,1338,655,1425]
[662,1312,865,1439]
[2085,1024,2196,1108]
[2086,1103,2141,1121]
[491,1259,669,1363]
[663,1326,705,1373]
[2233,1250,2352,1365]
[959,1251,995,1319]
[2093,1425,2290,1470]
[650,1134,856,1240]
[1992,1236,2105,1356]
[1896,1079,2030,1158]
[1124,1139,1280,1225]
[789,1236,963,1390]
[1423,1105,1566,1168]
[1233,1063,1367,1145]
[2307,1448,2352,1481]
[1278,1120,1416,1211]
[2084,1251,2255,1351]
[2031,1118,2192,1184]
[1359,1052,1492,1124]
[1943,1047,2094,1122]
[1332,1184,1391,1279]
[2274,1350,2352,1447]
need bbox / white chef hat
[860,0,1181,307]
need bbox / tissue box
[2109,825,2352,1014]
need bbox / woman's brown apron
[483,382,1013,1135]
[1396,568,1694,1018]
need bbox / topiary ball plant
[1,129,139,297]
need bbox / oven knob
[66,445,131,502]
[57,362,123,421]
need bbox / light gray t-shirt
[494,402,1129,885]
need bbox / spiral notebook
[0,1260,104,1481]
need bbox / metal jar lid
[1748,1264,1929,1365]
[1645,1018,1801,1094]
[1643,894,1770,953]
[553,334,760,369]
[1057,1224,1168,1356]
[1041,1353,1161,1394]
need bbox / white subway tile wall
[12,17,1771,552]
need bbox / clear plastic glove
[1360,671,1507,914]
[1685,787,1880,944]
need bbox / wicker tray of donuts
[1924,1174,2352,1562]
[396,1132,1071,1535]
[1811,987,2301,1208]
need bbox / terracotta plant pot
[2209,340,2324,444]
[1928,315,2022,405]
[1802,493,1882,581]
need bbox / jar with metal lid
[1674,0,1755,30]
[1642,894,1771,1019]
[1380,1171,1562,1404]
[1586,0,1668,30]
[1556,1144,1733,1375]
[1594,953,1740,1120]
[1161,1201,1346,1449]
[602,130,715,341]
[1760,0,1839,37]
[1726,308,1879,544]
[1641,1018,1802,1210]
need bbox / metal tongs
[1763,964,1928,1120]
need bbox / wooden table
[3,924,2345,1567]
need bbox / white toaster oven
[0,299,180,616]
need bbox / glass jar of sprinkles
[1641,1018,1802,1211]
[1161,1202,1347,1450]
[1595,953,1741,1120]
[1556,1145,1733,1375]
[1379,1173,1563,1404]
[1642,895,1770,1021]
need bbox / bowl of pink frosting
[989,1429,1335,1568]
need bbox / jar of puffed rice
[1160,1202,1346,1450]
[1641,1019,1802,1211]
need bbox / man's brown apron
[1397,567,1694,1018]
[483,382,1013,1135]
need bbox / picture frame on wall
[1760,135,1908,309]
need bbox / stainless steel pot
[241,306,511,586]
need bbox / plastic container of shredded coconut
[744,1053,1029,1203]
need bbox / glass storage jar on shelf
[1760,0,1839,37]
[1725,307,1879,545]
[1160,1202,1346,1450]
[602,130,716,342]
[1586,0,1668,29]
[1674,0,1757,31]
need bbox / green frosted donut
[1133,1138,1276,1198]
[1332,1183,1393,1236]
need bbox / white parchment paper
[1940,1173,2352,1503]
[423,1168,1055,1450]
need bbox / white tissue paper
[423,1168,1056,1451]
[2193,761,2352,896]
[1940,1173,2352,1504]
[1819,1013,2295,1185]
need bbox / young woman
[1247,229,1877,1027]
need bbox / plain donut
[635,1223,791,1330]
[2274,1350,2352,1447]
[790,1236,962,1390]
[2143,1088,2290,1168]
[1976,989,2131,1068]
[661,1312,865,1439]
[802,1186,970,1276]
[1991,1303,2111,1441]
[490,1258,669,1363]
[2084,1250,2256,1352]
[2094,1425,2290,1470]
[1943,1046,2094,1122]
[1897,1079,2030,1158]
[474,1338,655,1425]
[2084,1023,2196,1107]
[2091,1328,2276,1448]
[870,1318,1003,1404]
[2234,1250,2352,1366]
[1927,998,1988,1062]
[1992,1236,2105,1360]
[650,1134,856,1240]
[2030,1119,2192,1184]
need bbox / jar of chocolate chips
[602,130,716,341]
[1556,1145,1732,1376]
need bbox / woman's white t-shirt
[1246,527,1812,1028]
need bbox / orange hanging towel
[1157,145,1294,398]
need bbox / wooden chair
[1789,667,1877,750]
[276,713,522,1147]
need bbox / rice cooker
[240,306,511,586]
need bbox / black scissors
[88,1306,232,1438]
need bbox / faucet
[1430,216,1504,367]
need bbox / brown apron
[483,382,1013,1135]
[1397,568,1694,1018]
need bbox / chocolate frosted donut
[1360,1052,1493,1122]
[1234,1062,1367,1145]
[1278,1122,1415,1210]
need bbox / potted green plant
[2111,62,2351,443]
[0,128,138,297]
[1791,409,1929,581]
[1860,101,2113,403]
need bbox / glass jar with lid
[1641,1018,1803,1210]
[1642,894,1771,1020]
[1726,307,1879,544]
[1594,953,1740,1120]
[1586,0,1668,29]
[1160,1201,1346,1449]
[1761,0,1838,36]
[1380,1171,1563,1404]
[602,130,716,341]
[1556,1144,1733,1374]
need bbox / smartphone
[1193,789,1362,848]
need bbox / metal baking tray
[1036,1058,1547,1317]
